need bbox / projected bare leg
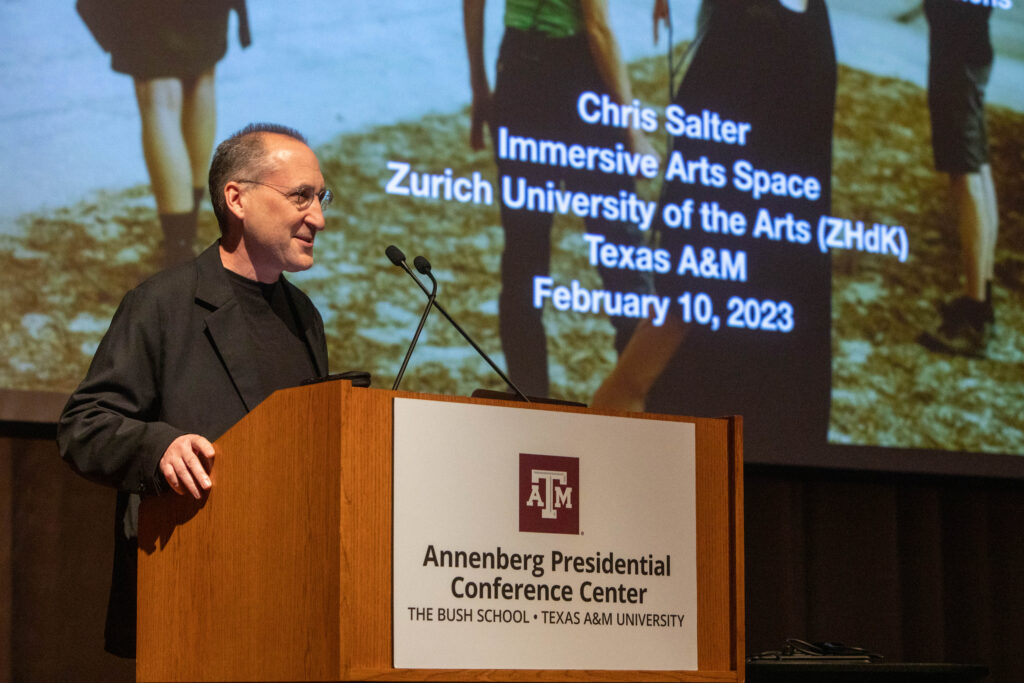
[135,68,216,267]
[979,163,999,303]
[591,318,688,412]
[182,68,217,217]
[923,165,999,357]
[951,168,996,302]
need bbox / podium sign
[393,399,698,670]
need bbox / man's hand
[159,434,215,499]
[469,89,492,151]
[627,128,661,165]
[653,0,670,44]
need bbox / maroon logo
[519,453,579,535]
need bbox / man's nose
[305,199,326,231]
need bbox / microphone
[389,247,437,391]
[413,255,433,278]
[384,246,530,402]
[385,244,407,268]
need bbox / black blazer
[57,242,328,656]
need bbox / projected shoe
[919,296,993,358]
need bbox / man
[57,123,331,658]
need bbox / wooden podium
[137,381,744,682]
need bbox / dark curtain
[745,465,1024,682]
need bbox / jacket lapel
[193,244,265,412]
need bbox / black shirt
[225,268,317,400]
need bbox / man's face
[237,134,327,281]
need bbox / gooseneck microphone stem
[390,248,436,391]
[384,246,530,403]
[392,275,435,392]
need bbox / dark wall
[0,430,133,683]
[2,431,1021,682]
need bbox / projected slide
[1,0,1021,469]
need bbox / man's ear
[223,181,246,221]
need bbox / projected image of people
[76,0,251,267]
[464,0,655,399]
[595,0,836,459]
[918,0,1000,358]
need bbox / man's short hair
[208,123,309,233]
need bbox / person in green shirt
[464,0,657,399]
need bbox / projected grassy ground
[2,53,1021,454]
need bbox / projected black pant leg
[498,194,553,398]
[567,165,652,356]
[490,27,649,398]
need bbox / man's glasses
[237,179,333,211]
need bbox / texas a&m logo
[519,453,579,535]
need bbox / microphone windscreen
[413,255,432,274]
[385,245,406,266]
